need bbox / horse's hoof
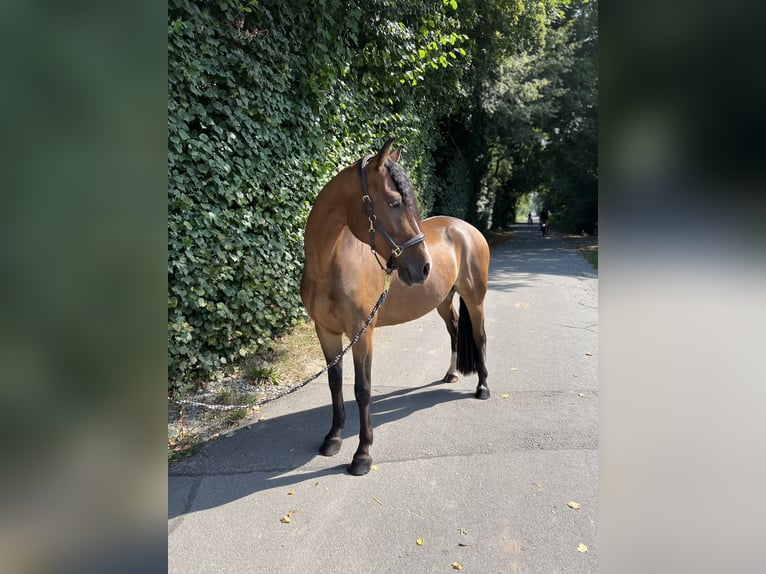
[474,386,490,400]
[319,436,342,457]
[442,373,459,384]
[347,457,372,476]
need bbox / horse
[300,138,491,476]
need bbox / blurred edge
[601,1,766,573]
[0,1,167,572]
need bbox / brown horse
[301,138,490,475]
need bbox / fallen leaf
[584,352,593,357]
[372,496,383,506]
[578,392,585,397]
[500,393,510,399]
[280,509,297,523]
[514,302,527,309]
[371,464,379,471]
[577,543,588,553]
[451,562,464,570]
[510,367,518,371]
[568,501,581,510]
[416,538,424,546]
[459,527,468,536]
[287,489,295,496]
[535,483,543,492]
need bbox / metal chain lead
[168,274,392,411]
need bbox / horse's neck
[304,168,359,269]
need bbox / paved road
[169,223,598,573]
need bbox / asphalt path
[169,222,598,573]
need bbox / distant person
[527,212,533,225]
[539,208,549,236]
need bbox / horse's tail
[456,297,479,375]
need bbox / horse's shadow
[169,380,469,519]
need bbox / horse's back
[422,215,490,297]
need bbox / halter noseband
[359,155,426,272]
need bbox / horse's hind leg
[436,291,459,383]
[315,324,345,457]
[464,299,490,399]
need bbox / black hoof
[319,436,342,457]
[474,386,490,400]
[442,373,459,384]
[347,457,372,476]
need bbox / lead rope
[168,272,393,411]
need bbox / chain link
[168,275,392,411]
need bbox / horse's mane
[385,159,415,207]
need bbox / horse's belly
[375,280,452,326]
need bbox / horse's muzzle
[399,258,431,286]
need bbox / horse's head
[359,138,431,286]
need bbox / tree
[484,0,598,232]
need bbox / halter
[359,155,426,272]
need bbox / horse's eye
[388,200,401,209]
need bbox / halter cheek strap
[359,155,426,271]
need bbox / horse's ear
[374,137,398,168]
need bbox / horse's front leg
[348,330,374,476]
[316,325,345,457]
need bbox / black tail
[456,297,479,375]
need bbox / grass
[247,363,280,385]
[582,248,598,269]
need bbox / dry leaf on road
[451,562,463,570]
[280,509,297,523]
[416,538,424,546]
[577,543,588,553]
[568,501,581,510]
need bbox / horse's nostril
[423,262,431,277]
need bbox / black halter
[359,155,426,272]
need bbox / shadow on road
[169,380,469,519]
